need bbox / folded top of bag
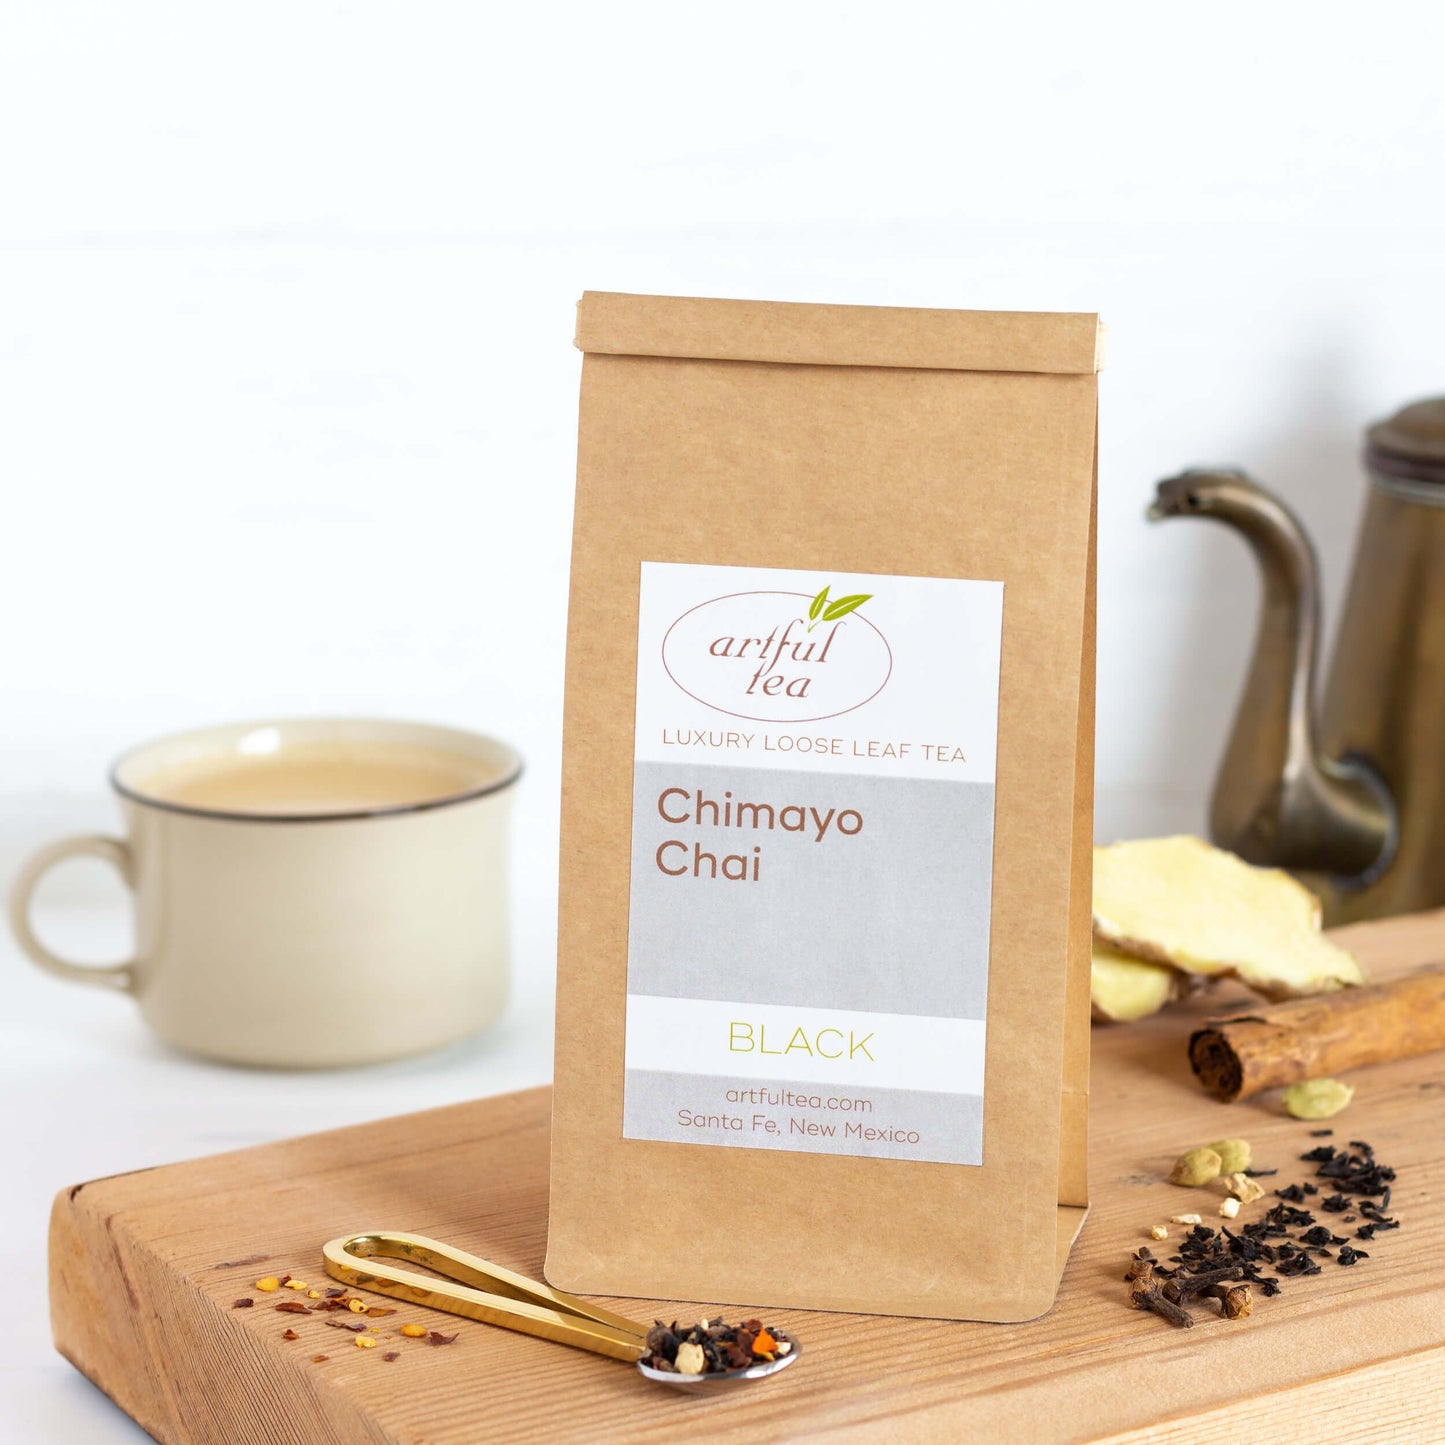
[576,291,1103,376]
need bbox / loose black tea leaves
[639,1317,794,1375]
[1126,1133,1399,1328]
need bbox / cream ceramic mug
[9,718,522,1067]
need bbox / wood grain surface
[50,909,1445,1444]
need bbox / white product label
[623,561,1004,1166]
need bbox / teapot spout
[1149,469,1394,883]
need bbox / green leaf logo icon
[822,592,871,622]
[806,583,871,631]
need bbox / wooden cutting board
[50,909,1445,1444]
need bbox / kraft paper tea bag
[547,292,1100,1321]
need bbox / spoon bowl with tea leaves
[323,1231,800,1388]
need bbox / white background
[3,3,1444,1438]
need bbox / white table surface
[1,892,557,1443]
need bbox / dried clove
[1124,1251,1157,1285]
[1203,1283,1253,1319]
[1162,1264,1244,1305]
[1129,1278,1194,1329]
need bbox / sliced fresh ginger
[1090,943,1188,1022]
[1092,835,1364,1001]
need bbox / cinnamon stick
[1189,965,1445,1102]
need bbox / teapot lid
[1365,396,1445,485]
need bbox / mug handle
[9,835,137,993]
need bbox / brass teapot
[1150,396,1445,925]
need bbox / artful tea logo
[662,583,892,722]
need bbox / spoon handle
[322,1230,649,1362]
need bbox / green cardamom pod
[1207,1138,1252,1174]
[1167,1146,1222,1187]
[1283,1078,1355,1120]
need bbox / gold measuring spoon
[322,1231,800,1388]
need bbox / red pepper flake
[282,1329,299,1341]
[279,1274,293,1286]
[365,1306,397,1317]
[275,1302,310,1314]
[428,1331,460,1346]
[383,1350,400,1361]
[311,1354,328,1363]
[324,1288,346,1299]
[324,1318,369,1333]
[232,1298,254,1309]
